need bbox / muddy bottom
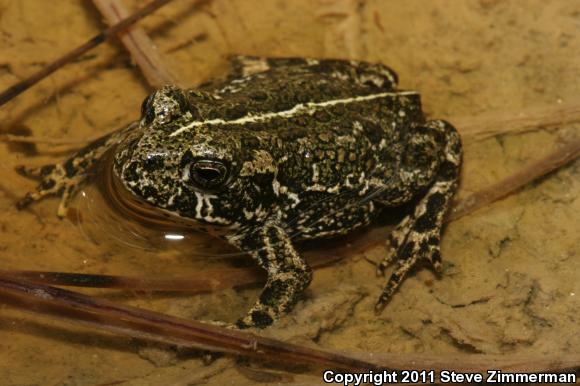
[0,1,578,385]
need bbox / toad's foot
[375,120,461,313]
[16,163,84,218]
[375,213,413,276]
[235,268,312,329]
[374,182,453,314]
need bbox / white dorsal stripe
[169,90,418,137]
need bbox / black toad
[17,56,462,329]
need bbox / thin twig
[0,133,102,145]
[0,273,377,372]
[0,0,174,107]
[92,0,184,88]
[1,273,578,374]
[454,99,580,143]
[449,136,580,221]
[0,250,344,292]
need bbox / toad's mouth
[104,147,233,236]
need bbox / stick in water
[0,0,175,107]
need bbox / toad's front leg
[229,221,312,329]
[15,123,136,217]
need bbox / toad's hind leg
[375,120,462,312]
[230,222,312,329]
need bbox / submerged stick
[0,273,377,371]
[0,0,174,108]
[455,99,580,143]
[0,269,257,292]
[92,0,184,88]
[0,133,103,145]
[0,249,345,291]
[449,137,580,221]
[1,273,578,374]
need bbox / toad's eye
[185,160,229,191]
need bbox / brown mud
[0,1,578,385]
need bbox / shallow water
[0,1,579,385]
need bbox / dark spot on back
[433,130,446,145]
[225,104,247,120]
[250,91,268,102]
